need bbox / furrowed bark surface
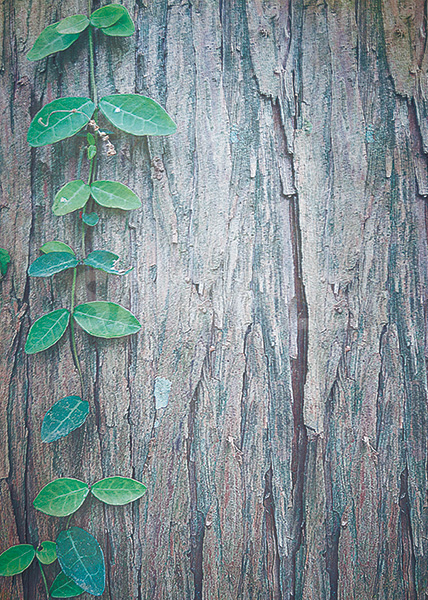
[1,1,428,599]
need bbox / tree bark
[1,0,428,598]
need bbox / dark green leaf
[27,23,80,61]
[91,476,147,505]
[33,478,89,517]
[87,144,97,160]
[83,250,132,275]
[28,252,78,277]
[53,180,91,216]
[40,241,75,255]
[50,571,84,598]
[41,396,89,443]
[28,97,95,147]
[73,301,141,338]
[0,248,11,276]
[56,528,105,596]
[91,180,141,210]
[36,541,57,565]
[100,9,135,37]
[87,133,96,145]
[90,4,124,28]
[25,309,70,355]
[0,545,35,576]
[82,212,99,226]
[99,94,176,136]
[56,15,90,34]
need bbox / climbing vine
[0,4,175,597]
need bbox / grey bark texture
[1,0,428,598]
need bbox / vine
[0,4,175,597]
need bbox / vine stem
[88,25,98,106]
[70,267,84,393]
[38,560,49,599]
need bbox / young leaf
[83,250,132,275]
[73,302,141,338]
[27,23,80,61]
[87,144,97,160]
[101,9,135,37]
[56,528,105,596]
[28,252,78,277]
[53,180,91,216]
[28,97,95,147]
[99,94,176,136]
[25,309,70,355]
[50,571,84,598]
[56,15,90,35]
[36,541,57,565]
[82,212,99,226]
[91,476,147,505]
[91,180,141,210]
[41,396,89,443]
[0,248,11,276]
[33,478,89,517]
[90,4,124,28]
[0,545,35,576]
[41,241,75,255]
[87,133,96,145]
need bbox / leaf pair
[0,541,56,576]
[53,179,141,216]
[27,6,135,62]
[33,476,147,517]
[25,302,141,355]
[29,249,132,277]
[27,94,176,147]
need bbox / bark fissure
[263,465,281,600]
[399,467,417,599]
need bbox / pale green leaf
[28,98,95,147]
[0,545,35,576]
[73,301,141,338]
[25,309,70,355]
[41,396,89,443]
[82,212,99,226]
[56,15,89,34]
[87,144,97,160]
[56,528,105,596]
[40,241,75,255]
[90,4,124,28]
[27,23,80,61]
[91,180,141,210]
[33,478,89,517]
[101,9,135,37]
[99,94,176,136]
[83,250,132,275]
[87,133,96,145]
[36,541,57,565]
[50,571,84,598]
[53,180,91,216]
[0,248,11,276]
[28,252,78,277]
[91,476,147,505]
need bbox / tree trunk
[1,0,428,598]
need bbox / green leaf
[28,97,95,147]
[50,571,84,598]
[25,309,70,355]
[73,301,141,338]
[33,478,89,517]
[27,23,80,61]
[91,476,147,505]
[56,528,105,596]
[41,241,75,255]
[0,248,11,276]
[87,144,97,160]
[82,212,99,226]
[90,4,125,28]
[36,541,57,565]
[0,545,35,576]
[91,180,141,210]
[53,180,91,216]
[28,252,78,277]
[83,250,132,275]
[41,396,89,443]
[87,133,96,145]
[56,15,90,34]
[101,9,135,37]
[99,94,176,136]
